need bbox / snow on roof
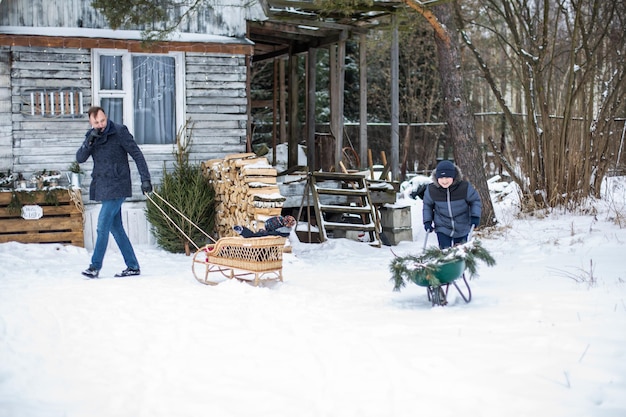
[0,26,254,45]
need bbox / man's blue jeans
[90,198,139,270]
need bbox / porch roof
[248,0,406,62]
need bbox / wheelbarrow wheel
[428,286,448,306]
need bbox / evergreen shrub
[145,122,215,254]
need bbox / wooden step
[312,172,366,181]
[307,171,382,247]
[314,187,368,196]
[318,204,372,214]
[322,221,377,231]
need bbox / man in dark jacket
[76,106,152,278]
[422,160,481,249]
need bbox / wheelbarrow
[409,258,471,306]
[397,227,475,307]
[390,226,494,307]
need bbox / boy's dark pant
[436,233,468,249]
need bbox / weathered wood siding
[0,0,263,37]
[6,45,249,201]
[0,46,11,171]
[9,46,92,176]
[185,52,248,158]
[0,0,259,248]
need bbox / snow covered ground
[1,177,625,417]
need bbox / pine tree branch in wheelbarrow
[389,240,495,292]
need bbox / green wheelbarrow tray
[410,259,466,287]
[410,259,471,306]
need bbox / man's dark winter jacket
[422,165,481,238]
[76,120,151,201]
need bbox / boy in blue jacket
[422,160,481,249]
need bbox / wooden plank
[0,205,82,219]
[318,204,373,214]
[223,152,256,161]
[233,157,269,167]
[0,189,84,246]
[321,222,377,232]
[315,187,367,197]
[248,186,280,195]
[0,216,81,233]
[252,208,283,217]
[0,231,83,246]
[241,167,277,177]
[0,190,72,205]
[313,171,366,181]
[243,176,277,184]
[13,52,91,64]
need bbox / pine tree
[145,124,215,255]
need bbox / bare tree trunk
[431,3,496,226]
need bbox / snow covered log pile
[201,153,286,237]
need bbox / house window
[93,49,184,145]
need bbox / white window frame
[92,48,185,147]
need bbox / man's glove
[87,130,101,146]
[424,222,434,233]
[141,180,153,194]
[471,216,480,228]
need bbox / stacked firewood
[201,153,286,237]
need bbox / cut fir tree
[389,239,496,291]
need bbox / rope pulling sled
[145,191,286,286]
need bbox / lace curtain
[99,55,176,145]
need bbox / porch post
[306,47,317,172]
[359,32,368,170]
[390,14,400,180]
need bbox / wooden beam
[306,47,317,172]
[288,53,299,169]
[280,58,287,146]
[359,33,368,169]
[332,39,346,171]
[272,58,279,165]
[0,34,253,54]
[390,14,400,180]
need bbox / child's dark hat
[435,160,457,179]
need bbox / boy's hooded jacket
[76,120,151,202]
[422,162,481,238]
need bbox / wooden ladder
[309,171,382,247]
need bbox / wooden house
[0,0,266,248]
[0,0,407,249]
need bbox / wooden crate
[0,189,84,247]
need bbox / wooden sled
[192,236,286,286]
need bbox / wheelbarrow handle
[468,224,476,242]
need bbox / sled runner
[192,235,285,286]
[146,191,286,286]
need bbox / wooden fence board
[0,189,84,246]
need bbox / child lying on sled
[233,215,296,238]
